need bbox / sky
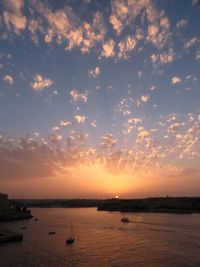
[0,0,200,199]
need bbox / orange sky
[1,162,199,199]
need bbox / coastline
[9,196,200,214]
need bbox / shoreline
[8,196,200,214]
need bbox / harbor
[0,192,33,245]
[0,193,33,222]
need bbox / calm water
[0,208,200,267]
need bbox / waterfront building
[0,193,9,211]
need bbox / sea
[0,208,200,267]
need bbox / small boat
[48,231,56,235]
[121,217,130,223]
[66,222,75,245]
[66,236,75,244]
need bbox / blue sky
[0,0,200,198]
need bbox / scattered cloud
[151,49,175,65]
[118,35,137,59]
[70,89,88,103]
[89,66,100,78]
[141,95,150,103]
[168,122,185,133]
[192,0,199,6]
[74,115,86,123]
[60,120,71,127]
[90,120,97,127]
[171,76,182,85]
[128,117,142,124]
[196,50,200,61]
[100,39,115,58]
[184,37,199,49]
[138,71,142,78]
[176,19,188,28]
[3,75,14,84]
[52,126,60,132]
[31,74,53,91]
[100,133,118,150]
[2,0,27,34]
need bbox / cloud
[31,74,53,91]
[100,39,115,58]
[176,19,187,28]
[138,71,142,78]
[118,35,137,59]
[192,0,199,5]
[168,122,185,133]
[171,76,181,85]
[90,120,97,127]
[100,133,118,150]
[109,0,128,35]
[0,111,199,181]
[150,86,156,91]
[125,117,142,134]
[89,66,100,78]
[0,135,63,180]
[70,89,88,103]
[66,11,106,53]
[109,0,146,35]
[2,0,27,34]
[151,48,175,65]
[74,115,86,123]
[60,120,71,127]
[109,0,170,50]
[141,95,150,102]
[31,2,106,53]
[128,117,142,124]
[32,1,74,44]
[184,37,199,49]
[196,50,200,61]
[27,19,40,44]
[136,127,150,142]
[3,75,14,84]
[52,126,60,132]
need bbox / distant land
[10,197,200,214]
[9,199,103,208]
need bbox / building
[0,193,8,211]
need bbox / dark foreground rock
[0,229,23,244]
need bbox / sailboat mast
[70,222,74,237]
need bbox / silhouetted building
[0,193,8,211]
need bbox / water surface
[0,208,200,266]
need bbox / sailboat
[66,222,75,244]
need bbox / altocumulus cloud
[3,75,14,84]
[31,74,53,91]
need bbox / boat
[66,222,75,244]
[48,231,56,235]
[121,217,130,223]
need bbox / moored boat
[121,217,130,223]
[66,222,75,244]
